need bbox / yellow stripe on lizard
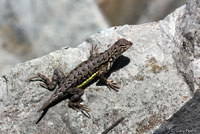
[77,65,104,88]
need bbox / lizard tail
[37,92,57,112]
[38,101,51,112]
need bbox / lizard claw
[72,104,91,113]
[89,44,99,58]
[28,73,57,91]
[28,73,49,89]
[69,101,91,118]
[80,104,91,112]
[106,80,120,92]
[28,73,45,82]
[80,109,91,118]
[40,83,48,89]
[79,104,91,118]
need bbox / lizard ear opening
[109,57,114,62]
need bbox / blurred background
[0,0,186,76]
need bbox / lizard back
[64,38,133,89]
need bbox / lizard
[29,38,133,119]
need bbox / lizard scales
[66,39,132,88]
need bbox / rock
[0,0,108,75]
[155,0,200,133]
[0,0,198,133]
[154,90,200,134]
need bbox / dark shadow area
[80,55,130,89]
[101,117,125,134]
[96,55,130,86]
[36,109,48,124]
[111,55,131,72]
[154,90,200,134]
[35,93,73,124]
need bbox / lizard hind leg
[68,100,91,118]
[68,88,91,118]
[28,69,66,91]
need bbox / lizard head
[110,38,133,57]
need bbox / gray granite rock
[173,0,200,94]
[155,0,200,133]
[0,0,198,133]
[154,90,200,134]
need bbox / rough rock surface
[0,0,198,134]
[154,90,200,134]
[155,0,200,133]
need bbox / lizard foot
[28,69,66,91]
[69,101,91,118]
[28,73,47,82]
[105,80,120,92]
[89,44,99,58]
[28,73,56,91]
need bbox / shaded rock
[154,90,200,134]
[0,0,198,133]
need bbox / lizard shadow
[35,55,130,124]
[96,55,130,86]
[85,55,131,88]
[36,109,48,124]
[35,94,71,124]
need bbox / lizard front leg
[99,76,120,92]
[98,60,120,92]
[29,69,66,91]
[89,44,99,58]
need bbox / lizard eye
[121,44,128,48]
